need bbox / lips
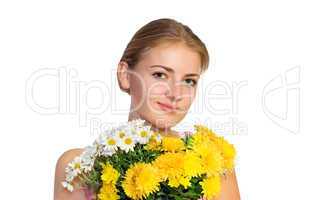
[157,101,177,111]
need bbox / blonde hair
[119,18,209,93]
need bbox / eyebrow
[149,65,200,77]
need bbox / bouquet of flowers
[62,119,236,200]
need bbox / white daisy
[79,145,97,172]
[117,134,136,153]
[126,118,146,129]
[67,156,82,174]
[62,181,74,192]
[135,126,152,144]
[116,129,127,140]
[63,156,82,184]
[62,118,162,193]
[97,132,119,156]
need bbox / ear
[117,61,131,94]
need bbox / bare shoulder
[217,169,241,200]
[54,148,86,200]
[56,148,84,168]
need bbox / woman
[54,18,240,200]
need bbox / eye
[184,79,197,87]
[152,72,167,79]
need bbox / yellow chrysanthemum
[183,151,204,177]
[201,150,224,176]
[192,142,224,176]
[98,183,120,200]
[152,152,185,181]
[168,175,191,189]
[217,137,237,170]
[191,140,216,157]
[192,125,219,146]
[161,136,185,152]
[122,162,161,200]
[191,125,236,172]
[152,152,194,188]
[144,135,161,151]
[100,162,120,185]
[200,176,221,200]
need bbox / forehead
[136,42,202,74]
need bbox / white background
[1,0,324,199]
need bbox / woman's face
[127,42,202,130]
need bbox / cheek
[181,89,197,108]
[131,76,167,107]
[130,75,147,104]
[146,81,169,98]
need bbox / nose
[165,81,183,102]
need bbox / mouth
[156,101,178,112]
